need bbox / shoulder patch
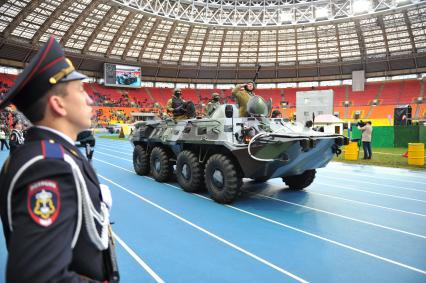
[41,140,64,159]
[27,180,61,227]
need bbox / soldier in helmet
[205,92,221,117]
[166,88,186,120]
[231,81,255,117]
[271,109,282,118]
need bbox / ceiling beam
[138,18,161,62]
[121,16,149,60]
[81,6,119,54]
[216,29,228,67]
[105,11,136,57]
[178,25,195,63]
[354,20,367,64]
[196,27,211,66]
[377,15,391,71]
[158,21,179,62]
[215,29,228,80]
[236,30,244,67]
[31,0,75,46]
[255,30,260,66]
[60,0,103,46]
[403,11,417,54]
[334,24,343,76]
[2,0,45,37]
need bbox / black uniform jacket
[0,127,107,282]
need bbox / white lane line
[308,191,426,218]
[113,232,165,283]
[318,175,426,193]
[96,146,133,156]
[97,151,134,161]
[95,158,426,275]
[315,181,426,203]
[322,167,426,185]
[96,154,426,205]
[100,175,309,283]
[224,204,426,276]
[94,158,134,173]
[327,162,426,180]
[95,156,426,221]
[258,194,426,239]
[96,142,132,149]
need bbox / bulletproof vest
[172,96,184,109]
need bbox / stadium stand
[0,72,425,126]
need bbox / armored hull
[130,105,346,203]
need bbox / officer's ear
[46,83,68,117]
[48,95,66,117]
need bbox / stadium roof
[0,0,426,83]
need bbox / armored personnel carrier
[130,99,347,204]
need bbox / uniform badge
[27,180,60,227]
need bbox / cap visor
[59,70,87,82]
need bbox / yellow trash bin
[408,143,425,166]
[344,141,359,161]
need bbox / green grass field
[98,136,425,171]
[99,135,128,141]
[334,146,426,171]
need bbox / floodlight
[353,0,372,14]
[316,7,329,19]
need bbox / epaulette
[40,139,64,160]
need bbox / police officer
[166,88,186,120]
[205,92,221,117]
[231,81,256,117]
[0,37,118,282]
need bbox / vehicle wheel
[150,147,172,182]
[282,169,316,190]
[133,145,150,175]
[205,154,242,204]
[176,150,204,193]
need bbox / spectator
[358,121,373,160]
[0,125,9,151]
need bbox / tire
[150,147,172,182]
[205,154,242,204]
[176,150,204,193]
[133,145,150,175]
[282,169,316,190]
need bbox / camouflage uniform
[232,82,255,117]
[166,88,186,121]
[205,93,221,117]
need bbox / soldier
[205,92,221,117]
[271,109,282,118]
[0,37,118,282]
[231,81,256,117]
[166,88,186,120]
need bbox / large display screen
[104,63,141,88]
